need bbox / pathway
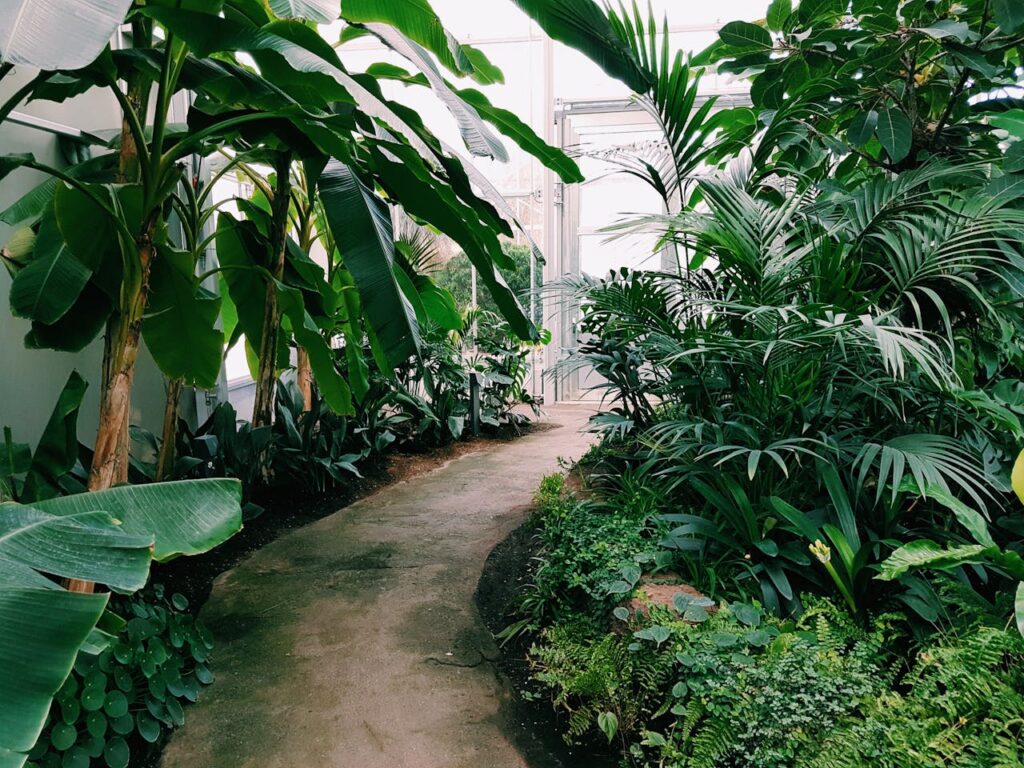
[161,404,595,768]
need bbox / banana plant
[0,475,242,768]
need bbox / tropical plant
[563,159,1024,616]
[0,478,242,767]
[25,584,214,768]
[706,0,1024,181]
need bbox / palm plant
[566,159,1024,616]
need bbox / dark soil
[476,519,619,768]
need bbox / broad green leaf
[341,0,486,80]
[913,19,970,40]
[766,0,791,31]
[846,109,878,147]
[28,479,243,561]
[455,87,583,183]
[362,24,508,161]
[797,0,844,23]
[508,0,651,92]
[20,372,88,503]
[0,506,152,591]
[0,154,34,183]
[316,160,421,367]
[24,282,112,353]
[898,481,995,548]
[367,140,534,340]
[0,588,109,768]
[53,182,124,301]
[276,281,354,416]
[876,109,912,162]
[877,540,990,581]
[1016,582,1024,639]
[1005,141,1024,173]
[0,0,131,69]
[8,220,91,325]
[141,246,224,389]
[142,10,441,163]
[597,711,618,743]
[993,0,1024,34]
[991,110,1024,139]
[268,0,338,23]
[719,21,772,51]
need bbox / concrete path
[161,404,595,768]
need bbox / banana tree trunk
[156,377,183,482]
[296,348,313,412]
[251,153,292,427]
[68,18,153,595]
[67,232,155,594]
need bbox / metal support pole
[469,372,481,437]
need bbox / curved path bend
[162,404,594,768]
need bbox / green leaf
[367,141,534,340]
[597,711,618,743]
[214,214,271,350]
[276,281,354,416]
[1005,142,1024,173]
[8,216,91,325]
[993,0,1024,34]
[877,540,990,581]
[142,10,442,163]
[719,21,773,51]
[341,0,491,81]
[141,246,224,389]
[991,110,1024,139]
[27,479,243,562]
[362,24,508,161]
[766,0,791,31]
[20,372,88,504]
[846,109,878,147]
[53,183,123,301]
[876,109,913,162]
[0,506,152,591]
[1014,449,1024,505]
[508,0,651,92]
[455,87,583,183]
[0,588,112,763]
[1016,582,1024,639]
[0,1,132,70]
[898,481,995,548]
[268,0,337,22]
[797,0,844,23]
[102,736,129,768]
[316,161,421,368]
[0,154,34,182]
[914,19,970,40]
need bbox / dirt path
[161,404,595,768]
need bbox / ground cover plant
[503,0,1024,765]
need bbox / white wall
[0,68,167,447]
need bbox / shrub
[530,598,897,768]
[27,585,214,768]
[526,474,666,625]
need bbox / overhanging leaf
[508,0,650,92]
[316,160,421,367]
[27,479,243,562]
[141,246,224,389]
[0,0,131,69]
[876,108,913,162]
